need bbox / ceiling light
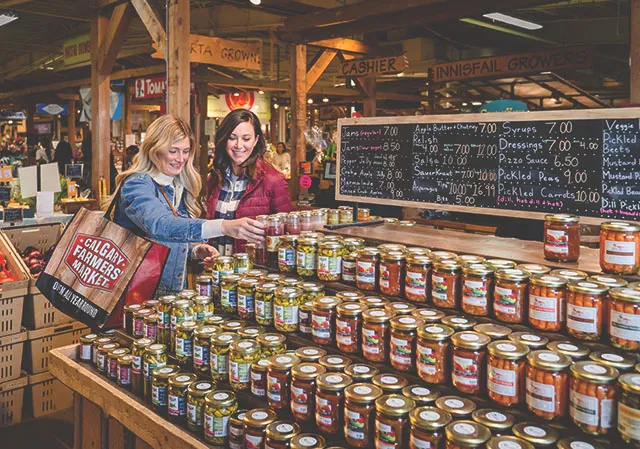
[0,11,18,27]
[249,0,261,5]
[307,98,313,104]
[472,101,483,106]
[233,92,240,97]
[540,71,551,75]
[258,90,264,95]
[273,103,279,110]
[7,120,13,125]
[46,66,54,71]
[483,13,542,30]
[322,97,329,103]
[397,72,405,77]
[462,102,468,106]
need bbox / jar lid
[80,333,98,344]
[488,340,530,360]
[194,294,211,304]
[247,269,268,278]
[344,383,383,402]
[216,256,234,264]
[231,339,260,354]
[267,354,300,371]
[417,324,454,341]
[390,315,424,331]
[172,299,193,309]
[99,343,119,353]
[312,296,342,310]
[441,316,477,331]
[586,275,627,288]
[412,308,446,322]
[402,385,439,404]
[336,291,365,302]
[318,241,343,251]
[485,259,517,269]
[556,438,606,449]
[159,295,177,304]
[124,304,143,312]
[337,302,367,316]
[386,302,417,315]
[570,361,619,383]
[378,243,406,252]
[265,273,285,282]
[204,315,225,326]
[473,323,512,339]
[169,372,197,386]
[230,409,248,426]
[601,221,640,232]
[487,436,535,449]
[530,274,567,288]
[239,277,259,288]
[133,337,154,348]
[177,320,197,332]
[405,247,431,256]
[290,434,326,449]
[463,263,494,277]
[221,274,241,283]
[372,374,408,392]
[257,333,286,347]
[251,358,269,372]
[108,348,129,359]
[205,390,236,408]
[431,250,457,261]
[406,255,432,266]
[187,380,214,397]
[381,251,405,261]
[375,394,416,416]
[238,326,263,339]
[546,341,590,360]
[360,296,388,308]
[344,363,379,381]
[117,355,133,364]
[300,301,313,312]
[618,373,640,394]
[213,332,239,347]
[545,213,579,223]
[445,421,491,446]
[609,287,640,303]
[144,312,158,323]
[265,421,301,441]
[294,347,327,362]
[292,362,326,380]
[320,234,341,242]
[548,269,588,282]
[512,423,559,447]
[435,396,477,417]
[244,408,277,428]
[567,280,608,295]
[343,237,365,246]
[222,320,245,332]
[409,406,451,430]
[495,268,529,282]
[280,277,303,287]
[359,247,380,257]
[301,282,324,293]
[316,373,353,391]
[458,255,487,266]
[362,308,394,323]
[508,332,549,349]
[275,286,303,299]
[234,252,250,260]
[517,264,551,275]
[472,409,516,430]
[133,308,152,318]
[451,331,491,350]
[588,351,636,371]
[319,355,352,371]
[527,350,572,371]
[433,260,462,272]
[144,343,165,355]
[256,282,278,293]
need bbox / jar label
[610,310,640,341]
[80,344,92,361]
[463,280,488,307]
[342,261,357,282]
[274,304,299,327]
[346,409,366,440]
[187,403,203,427]
[229,360,250,384]
[530,295,559,322]
[494,286,518,316]
[454,423,475,435]
[267,375,282,402]
[238,294,255,315]
[168,394,185,417]
[376,421,397,448]
[417,344,438,377]
[432,275,448,301]
[362,328,382,355]
[357,261,376,284]
[255,300,273,321]
[175,337,193,358]
[118,366,131,385]
[453,355,479,387]
[221,288,237,309]
[380,265,390,289]
[193,344,208,367]
[486,411,507,422]
[245,433,264,449]
[336,319,356,347]
[211,353,228,375]
[291,385,309,415]
[410,435,433,449]
[354,386,372,395]
[251,372,265,397]
[618,402,640,440]
[316,396,335,426]
[205,414,229,438]
[488,365,517,397]
[570,443,594,449]
[545,229,569,255]
[319,255,341,276]
[445,399,464,409]
[604,240,636,266]
[278,248,295,268]
[499,441,523,449]
[297,251,316,270]
[390,336,413,368]
[157,311,170,328]
[570,390,609,427]
[602,353,624,362]
[266,235,280,252]
[406,271,427,298]
[312,314,331,341]
[526,378,556,413]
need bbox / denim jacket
[113,172,207,295]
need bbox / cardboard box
[28,371,73,419]
[0,331,27,382]
[25,321,89,374]
[0,296,24,337]
[23,293,74,330]
[0,374,27,427]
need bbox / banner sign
[134,76,166,99]
[207,92,271,121]
[339,56,408,77]
[63,34,91,66]
[79,88,122,121]
[37,104,68,115]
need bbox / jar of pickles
[291,363,326,422]
[245,409,278,449]
[451,332,490,395]
[444,421,491,449]
[618,373,640,447]
[356,248,380,291]
[301,282,325,304]
[211,333,238,382]
[213,256,235,289]
[336,302,367,354]
[220,274,240,314]
[569,361,618,435]
[316,373,353,434]
[461,264,494,316]
[342,252,358,283]
[544,214,580,262]
[344,383,383,447]
[312,296,342,345]
[192,325,217,374]
[318,241,344,282]
[175,320,197,364]
[167,372,196,424]
[374,394,416,449]
[186,380,214,432]
[494,269,529,324]
[380,251,405,297]
[131,338,153,396]
[278,236,298,273]
[265,421,301,449]
[362,309,395,362]
[170,300,194,352]
[608,287,640,351]
[143,343,167,402]
[193,296,214,322]
[151,365,179,414]
[409,406,452,449]
[157,296,175,346]
[238,277,259,320]
[253,283,275,326]
[487,340,529,406]
[416,324,454,385]
[528,275,567,332]
[204,390,238,445]
[117,355,134,389]
[340,207,354,224]
[600,221,640,274]
[267,354,300,410]
[389,316,424,372]
[297,237,318,277]
[565,280,608,340]
[525,350,572,420]
[267,216,285,269]
[432,261,462,309]
[274,287,303,333]
[229,340,260,391]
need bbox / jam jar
[336,302,367,354]
[473,323,511,340]
[432,261,462,309]
[265,421,301,449]
[244,409,278,449]
[403,385,439,407]
[546,341,589,362]
[461,264,494,317]
[413,308,445,323]
[608,287,640,351]
[372,374,409,395]
[187,380,215,433]
[251,358,269,397]
[221,275,241,314]
[569,361,619,435]
[487,340,529,406]
[385,302,416,316]
[362,309,395,362]
[493,269,529,324]
[380,251,406,297]
[444,421,491,449]
[337,290,365,302]
[416,324,454,385]
[297,236,318,278]
[229,340,260,391]
[124,304,143,334]
[267,354,300,411]
[528,275,567,332]
[441,316,477,332]
[290,434,326,449]
[389,316,425,372]
[256,283,277,326]
[410,406,452,449]
[291,363,325,422]
[508,332,549,350]
[471,409,515,436]
[600,221,640,274]
[512,423,559,448]
[278,235,298,273]
[229,410,248,449]
[318,241,344,282]
[344,383,384,447]
[312,296,342,345]
[405,256,433,303]
[274,287,304,333]
[357,247,381,291]
[544,214,580,262]
[342,252,358,283]
[451,332,490,395]
[589,350,636,373]
[435,396,477,419]
[167,372,197,425]
[526,350,572,420]
[375,394,416,449]
[406,247,430,257]
[319,355,352,373]
[345,364,379,383]
[204,390,238,445]
[618,373,640,447]
[315,373,353,434]
[295,347,327,363]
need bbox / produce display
[20,244,54,277]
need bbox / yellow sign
[152,34,261,71]
[0,166,13,182]
[64,34,91,66]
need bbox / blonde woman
[112,114,265,295]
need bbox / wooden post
[68,101,77,149]
[124,80,133,136]
[290,44,307,198]
[270,101,277,144]
[91,13,111,200]
[632,0,640,103]
[362,75,376,117]
[196,81,209,192]
[166,0,190,120]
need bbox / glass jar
[600,221,640,274]
[494,269,529,324]
[340,207,354,224]
[117,355,134,390]
[566,280,609,342]
[345,364,379,383]
[250,358,269,397]
[380,251,405,297]
[525,350,572,420]
[265,421,301,449]
[336,302,367,354]
[511,423,559,448]
[291,362,325,422]
[389,316,424,372]
[445,421,491,449]
[179,289,197,301]
[267,216,285,269]
[170,299,194,352]
[287,212,302,235]
[315,373,353,434]
[441,316,476,332]
[290,434,326,449]
[416,324,454,385]
[204,314,225,326]
[296,301,312,335]
[254,282,276,326]
[167,372,197,424]
[569,361,618,435]
[274,287,304,333]
[432,261,462,309]
[385,302,416,316]
[413,308,445,323]
[229,340,260,391]
[300,211,313,233]
[485,259,516,271]
[374,394,416,449]
[544,214,580,262]
[187,380,214,432]
[472,409,515,436]
[143,343,167,402]
[462,264,494,316]
[362,296,389,309]
[608,287,640,351]
[221,274,241,314]
[312,296,342,345]
[337,290,365,302]
[362,309,395,362]
[487,340,529,407]
[302,281,325,303]
[204,390,238,445]
[143,312,158,340]
[548,339,590,363]
[244,408,278,449]
[295,347,327,363]
[107,348,129,381]
[328,209,340,225]
[435,396,477,419]
[589,350,636,373]
[229,410,249,449]
[211,333,238,383]
[549,269,588,283]
[618,373,640,447]
[372,374,409,395]
[213,255,235,290]
[175,320,197,364]
[344,237,365,253]
[473,323,511,341]
[123,303,143,335]
[192,296,214,324]
[318,241,344,282]
[192,325,218,374]
[556,438,604,449]
[508,332,549,350]
[457,255,485,266]
[234,252,252,274]
[430,251,455,262]
[517,264,551,276]
[131,338,153,396]
[528,275,567,332]
[409,406,451,449]
[342,252,358,283]
[451,332,490,395]
[588,274,627,338]
[222,319,246,333]
[266,354,299,410]
[297,237,318,277]
[196,275,213,298]
[79,333,98,363]
[132,308,152,338]
[487,436,534,449]
[278,236,298,273]
[344,383,384,447]
[319,355,352,373]
[151,365,179,415]
[379,243,407,253]
[403,385,439,407]
[238,277,259,320]
[357,247,381,291]
[357,208,370,222]
[257,333,286,357]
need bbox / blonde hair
[110,114,203,217]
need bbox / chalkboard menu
[337,111,640,222]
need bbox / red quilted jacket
[206,158,293,252]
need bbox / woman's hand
[193,244,219,265]
[221,217,266,244]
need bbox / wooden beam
[0,0,35,6]
[124,81,133,135]
[166,0,190,120]
[130,104,162,111]
[362,76,376,117]
[196,82,209,190]
[100,2,136,75]
[93,0,128,8]
[131,0,166,58]
[290,44,307,198]
[632,0,640,103]
[58,93,81,101]
[309,38,370,55]
[307,49,338,90]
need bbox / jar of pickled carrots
[600,221,640,274]
[528,275,567,332]
[569,361,619,435]
[566,280,609,341]
[525,350,572,420]
[608,287,640,351]
[487,340,529,407]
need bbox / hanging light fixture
[307,98,314,104]
[322,96,329,103]
[250,0,261,5]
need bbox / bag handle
[104,175,131,220]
